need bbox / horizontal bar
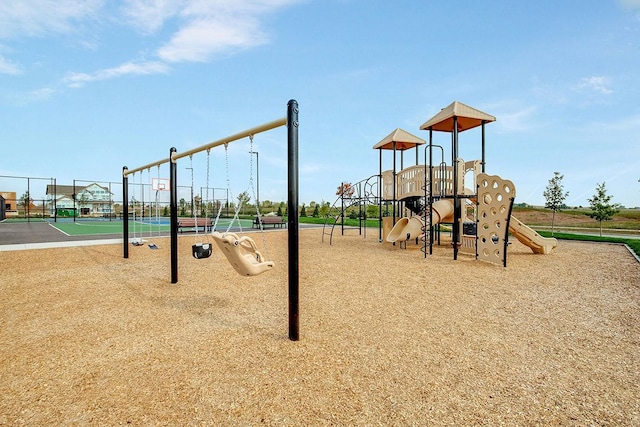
[123,117,286,176]
[123,157,170,177]
[171,117,287,162]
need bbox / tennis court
[35,218,253,237]
[0,218,258,248]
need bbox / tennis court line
[48,222,71,236]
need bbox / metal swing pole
[123,167,129,259]
[170,147,179,283]
[287,99,299,341]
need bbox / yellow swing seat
[211,232,274,276]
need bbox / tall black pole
[452,117,459,260]
[287,99,300,341]
[26,178,30,223]
[481,120,486,173]
[378,148,382,242]
[123,167,129,259]
[73,179,76,223]
[170,147,179,284]
[53,178,57,223]
[392,141,397,225]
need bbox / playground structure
[121,100,300,341]
[324,101,557,266]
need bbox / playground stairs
[420,208,432,256]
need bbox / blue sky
[1,0,640,209]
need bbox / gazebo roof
[373,128,426,151]
[420,101,496,132]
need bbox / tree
[78,192,90,216]
[19,191,32,217]
[587,182,621,236]
[543,171,569,235]
[366,203,379,220]
[312,204,319,217]
[300,204,307,217]
[336,182,355,198]
[237,191,251,215]
[319,201,330,218]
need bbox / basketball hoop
[152,177,170,191]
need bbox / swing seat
[192,243,212,259]
[148,243,159,250]
[211,232,274,276]
[131,238,145,246]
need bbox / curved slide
[386,199,454,243]
[509,216,557,255]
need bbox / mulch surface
[1,229,639,425]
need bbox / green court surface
[49,219,254,236]
[2,217,48,223]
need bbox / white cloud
[121,0,185,34]
[0,54,21,75]
[156,0,300,63]
[493,105,538,133]
[577,76,613,95]
[0,0,302,90]
[0,0,105,39]
[64,61,169,88]
[28,87,57,101]
[120,1,301,62]
[158,16,266,62]
[619,0,640,10]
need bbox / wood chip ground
[1,229,639,425]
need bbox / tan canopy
[373,128,426,151]
[420,101,496,132]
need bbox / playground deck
[1,229,638,425]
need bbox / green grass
[299,216,380,228]
[538,230,640,258]
[513,206,640,229]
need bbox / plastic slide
[386,199,454,243]
[509,216,558,255]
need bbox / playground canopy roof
[420,101,496,133]
[373,128,426,151]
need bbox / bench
[253,216,286,229]
[177,217,213,233]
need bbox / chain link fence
[0,174,229,223]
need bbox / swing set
[122,100,299,341]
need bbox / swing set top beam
[123,117,287,177]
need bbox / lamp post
[250,151,260,210]
[185,167,193,214]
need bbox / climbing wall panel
[476,173,516,266]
